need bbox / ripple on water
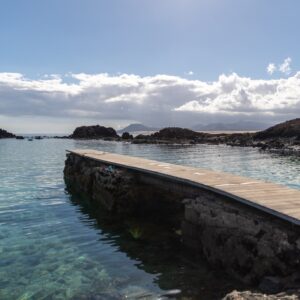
[0,138,299,299]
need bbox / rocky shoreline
[131,119,300,156]
[63,119,300,157]
[0,128,15,139]
[1,119,300,156]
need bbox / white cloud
[267,63,276,75]
[267,57,292,76]
[0,71,299,130]
[279,57,292,75]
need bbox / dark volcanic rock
[53,135,70,139]
[259,277,283,294]
[121,132,133,140]
[132,120,300,155]
[255,118,300,140]
[70,125,119,139]
[133,127,211,144]
[152,127,205,140]
[0,128,15,139]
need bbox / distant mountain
[0,128,15,139]
[192,121,271,132]
[118,123,159,133]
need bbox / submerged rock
[120,285,160,299]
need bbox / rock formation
[0,128,16,139]
[151,127,206,139]
[70,125,119,139]
[255,118,300,139]
[121,132,133,140]
[131,120,300,155]
[134,127,210,144]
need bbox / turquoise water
[0,139,299,300]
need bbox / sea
[0,138,299,300]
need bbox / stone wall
[64,152,300,290]
[64,152,184,220]
[183,196,300,287]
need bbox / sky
[0,0,299,133]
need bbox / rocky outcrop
[0,128,15,139]
[64,119,300,154]
[152,127,206,139]
[121,132,133,140]
[131,120,300,155]
[134,127,211,144]
[255,119,300,140]
[250,119,300,155]
[70,125,119,139]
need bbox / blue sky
[0,0,299,133]
[1,0,298,79]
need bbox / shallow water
[0,138,299,300]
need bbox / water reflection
[0,138,298,300]
[67,189,247,299]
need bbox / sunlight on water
[0,138,299,299]
[73,139,300,190]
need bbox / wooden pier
[69,149,300,226]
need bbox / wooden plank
[69,149,300,226]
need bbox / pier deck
[69,149,300,226]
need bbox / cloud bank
[0,71,299,129]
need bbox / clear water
[0,139,299,300]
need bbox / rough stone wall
[64,153,184,218]
[183,195,300,286]
[64,153,139,214]
[64,152,300,289]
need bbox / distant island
[117,123,160,134]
